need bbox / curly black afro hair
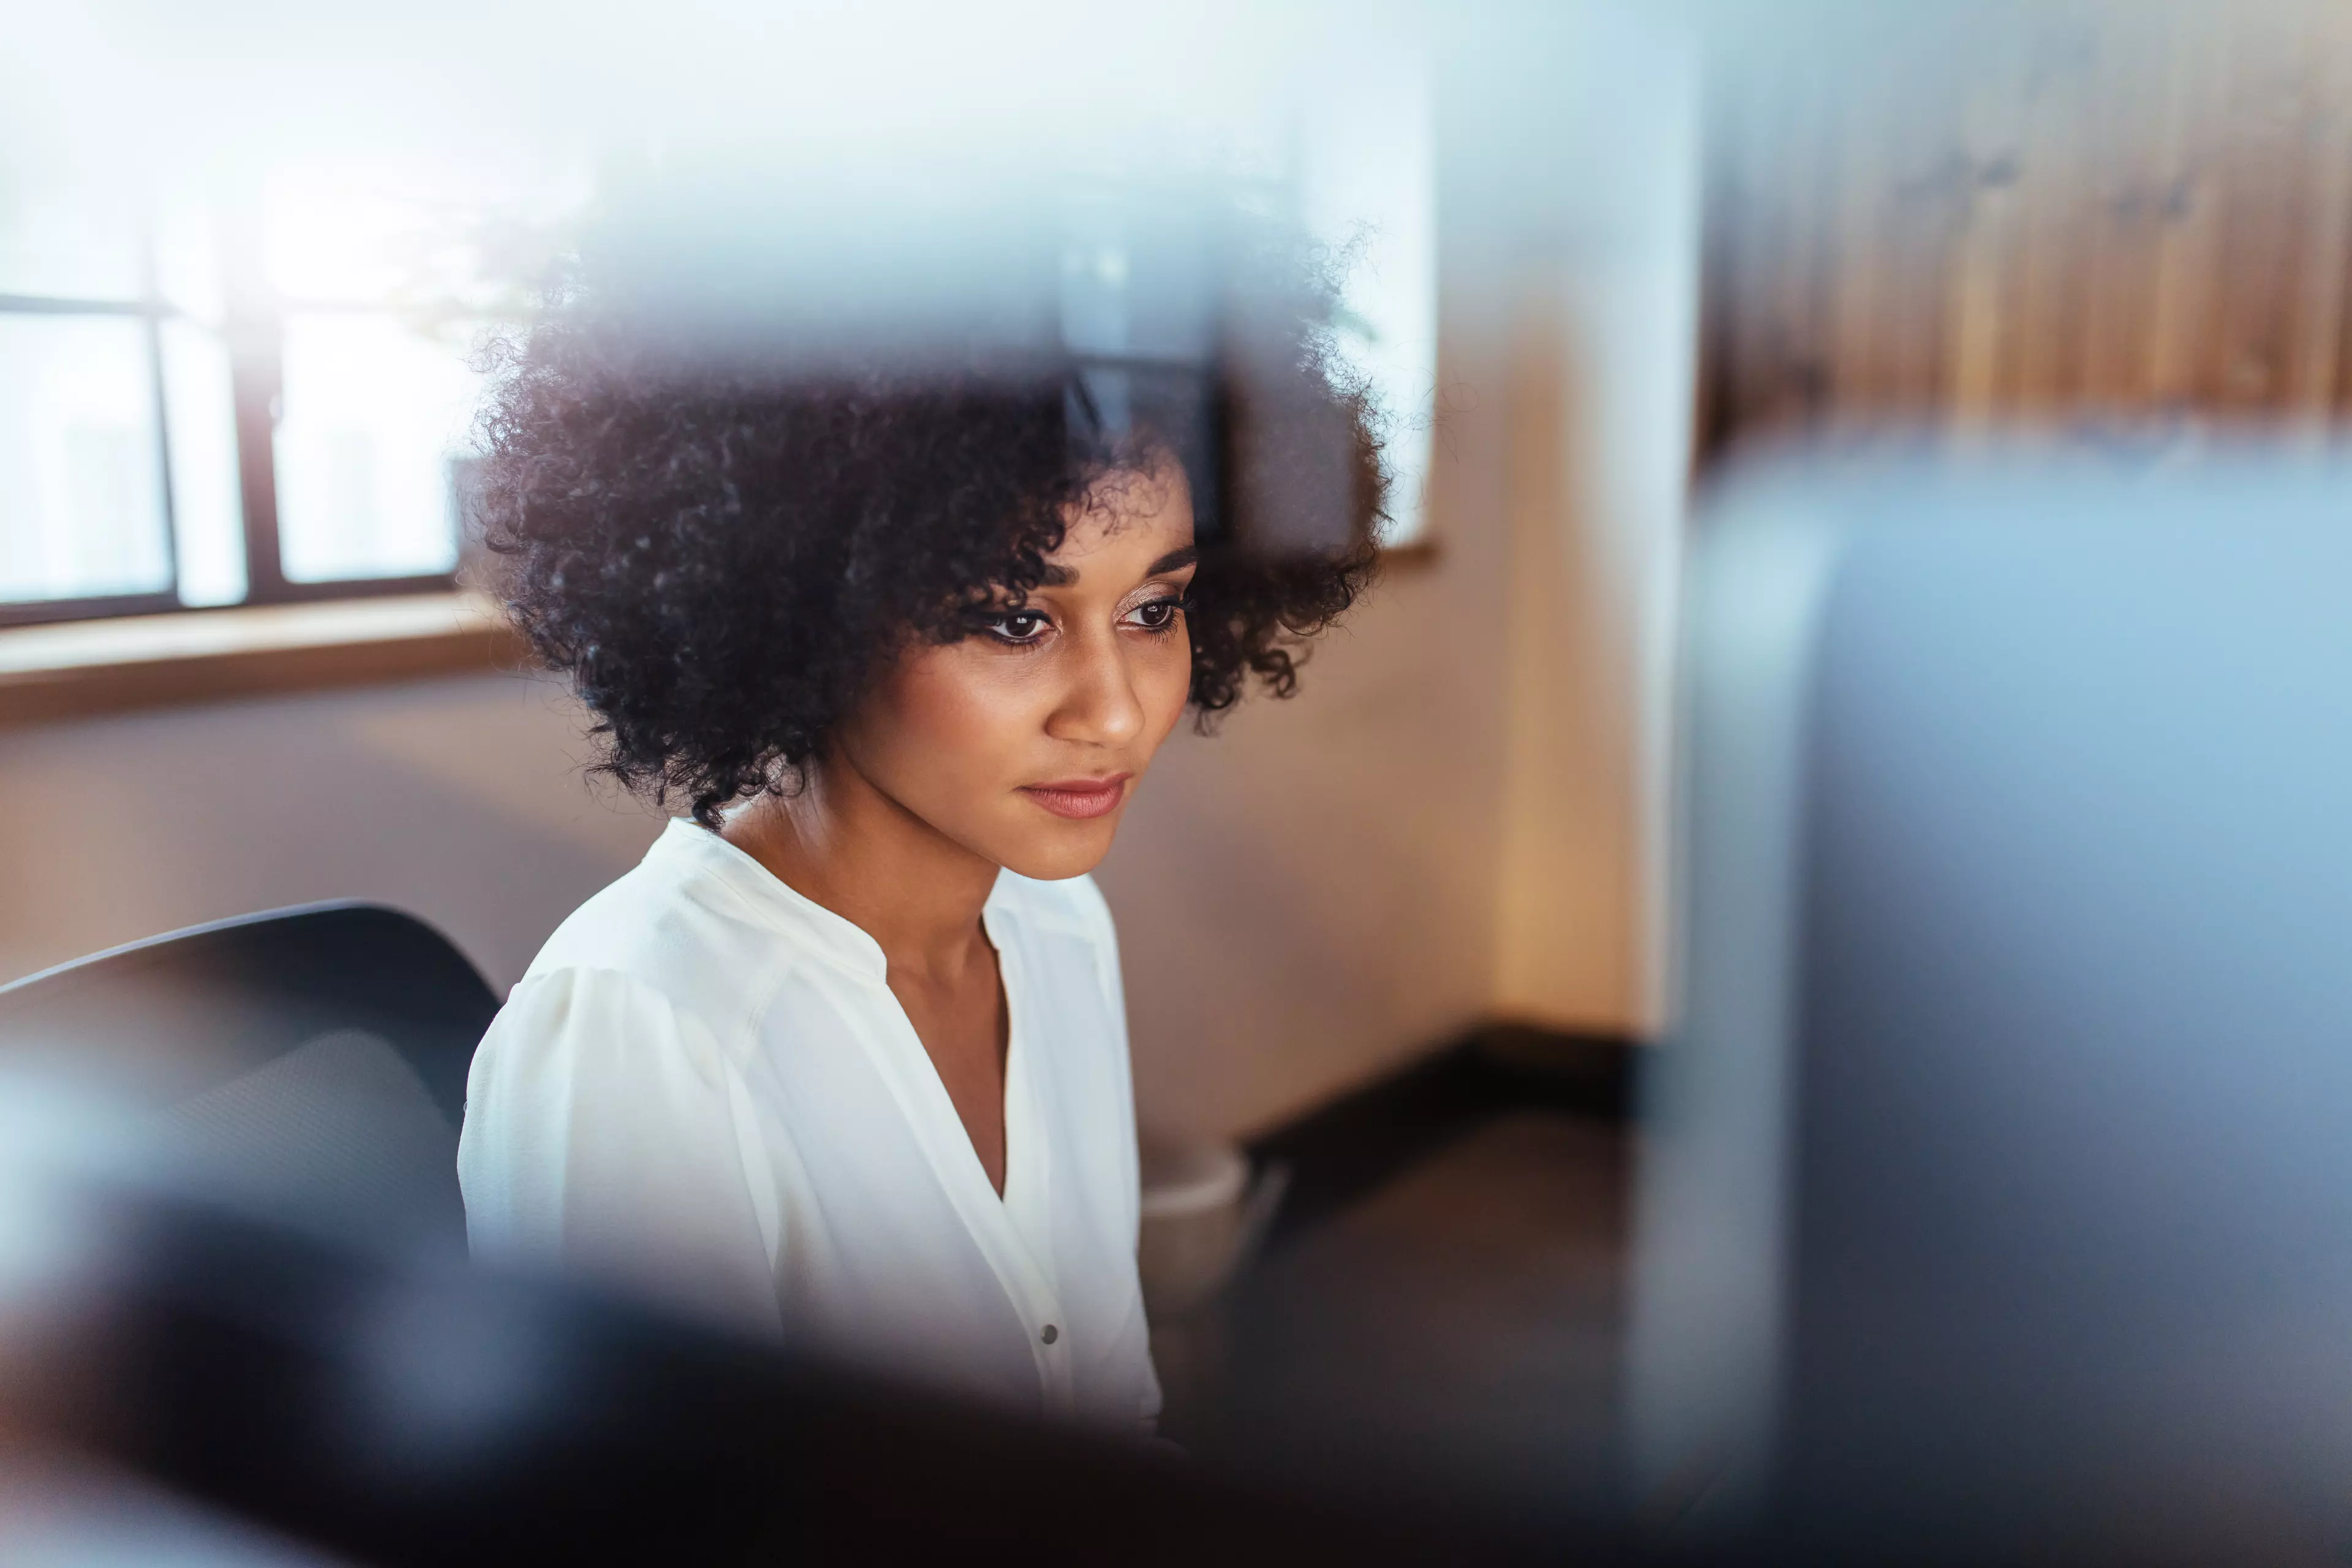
[475,193,1385,826]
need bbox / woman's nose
[1047,633,1145,746]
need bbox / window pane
[154,189,225,325]
[0,316,172,603]
[1300,53,1438,546]
[159,320,246,607]
[260,155,587,312]
[0,173,146,302]
[273,313,483,584]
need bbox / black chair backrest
[0,903,499,1253]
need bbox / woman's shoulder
[483,887,780,1096]
[511,823,805,1021]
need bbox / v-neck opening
[851,902,1063,1354]
[690,817,1027,1216]
[872,897,1028,1218]
[975,913,1012,1205]
[987,904,1057,1295]
[984,905,1026,1215]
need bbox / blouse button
[1041,1324,1060,1345]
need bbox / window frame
[0,246,462,630]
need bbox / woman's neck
[718,757,1001,979]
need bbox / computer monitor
[1633,445,2352,1562]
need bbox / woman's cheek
[935,664,1041,782]
[860,646,1019,795]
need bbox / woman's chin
[992,816,1122,883]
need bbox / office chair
[0,902,498,1254]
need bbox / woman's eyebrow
[1033,543,1199,590]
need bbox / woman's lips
[1019,774,1133,821]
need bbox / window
[0,168,498,628]
[1298,42,1439,549]
[1056,96,1439,554]
[1,137,1427,635]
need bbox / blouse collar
[654,818,1012,984]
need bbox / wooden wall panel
[1701,0,2352,454]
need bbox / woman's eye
[987,610,1052,644]
[1126,596,1189,633]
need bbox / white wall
[1471,3,1702,1038]
[0,672,665,993]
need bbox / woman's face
[834,460,1199,882]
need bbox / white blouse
[457,818,1160,1433]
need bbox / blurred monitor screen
[1634,445,2352,1563]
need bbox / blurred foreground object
[0,1134,1581,1566]
[1635,444,2352,1562]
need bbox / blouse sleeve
[456,965,785,1340]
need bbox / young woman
[456,218,1382,1435]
